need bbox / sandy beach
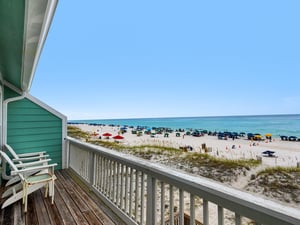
[74,123,300,169]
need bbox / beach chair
[0,151,57,213]
[3,144,50,187]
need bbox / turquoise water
[69,114,300,138]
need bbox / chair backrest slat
[0,151,24,180]
[4,144,19,160]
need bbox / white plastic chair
[0,151,57,213]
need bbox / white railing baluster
[111,162,117,203]
[190,194,195,225]
[203,199,209,225]
[218,205,224,225]
[169,185,174,225]
[179,189,184,225]
[135,170,139,222]
[116,162,120,206]
[125,166,129,213]
[146,175,156,225]
[141,172,145,225]
[100,156,104,191]
[105,159,109,196]
[235,213,241,225]
[109,160,114,199]
[129,167,133,217]
[120,164,124,209]
[161,182,165,225]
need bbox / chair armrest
[11,163,57,175]
[12,155,50,162]
[14,159,51,168]
[17,151,47,157]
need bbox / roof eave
[21,0,58,92]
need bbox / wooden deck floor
[0,170,126,225]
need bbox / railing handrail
[66,136,300,225]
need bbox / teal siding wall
[5,90,63,170]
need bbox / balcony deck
[0,170,125,225]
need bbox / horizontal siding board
[7,127,61,135]
[7,114,59,121]
[7,121,62,129]
[9,139,62,149]
[7,137,61,145]
[7,133,62,142]
[8,107,53,115]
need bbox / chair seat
[26,174,57,185]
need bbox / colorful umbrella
[113,135,124,140]
[102,132,112,137]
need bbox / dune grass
[67,126,90,139]
[183,152,261,169]
[257,166,300,176]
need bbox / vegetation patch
[245,167,300,204]
[68,126,90,139]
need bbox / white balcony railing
[66,137,300,225]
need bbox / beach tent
[262,150,275,157]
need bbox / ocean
[69,114,300,138]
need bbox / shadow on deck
[0,169,126,225]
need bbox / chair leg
[24,183,28,213]
[45,183,49,198]
[51,180,55,204]
[22,182,26,204]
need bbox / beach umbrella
[102,132,112,137]
[254,134,262,140]
[113,135,124,140]
[265,133,272,137]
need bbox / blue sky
[31,0,300,120]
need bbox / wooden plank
[52,181,76,225]
[55,178,89,225]
[55,171,104,225]
[55,172,90,212]
[62,170,119,225]
[12,202,25,225]
[33,190,51,225]
[1,205,13,225]
[43,188,64,225]
[25,194,38,225]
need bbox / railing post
[65,139,70,168]
[146,176,156,225]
